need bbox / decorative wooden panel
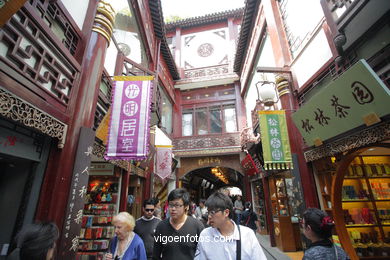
[0,8,80,106]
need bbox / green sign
[258,110,292,170]
[292,59,390,147]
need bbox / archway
[181,166,244,204]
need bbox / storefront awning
[292,59,390,147]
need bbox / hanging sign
[155,145,173,180]
[292,59,390,147]
[241,154,258,176]
[258,110,293,170]
[105,76,154,161]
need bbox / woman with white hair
[105,212,147,260]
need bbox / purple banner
[105,79,153,160]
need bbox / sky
[161,0,246,20]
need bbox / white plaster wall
[61,0,89,30]
[245,36,275,127]
[291,28,333,88]
[104,39,119,76]
[181,28,229,68]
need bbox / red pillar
[35,0,115,230]
[277,77,319,208]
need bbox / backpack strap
[236,224,241,260]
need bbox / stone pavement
[256,233,304,260]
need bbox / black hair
[151,197,160,205]
[199,199,206,205]
[245,201,252,210]
[303,208,334,239]
[143,199,155,208]
[8,222,59,260]
[168,188,190,206]
[205,192,234,219]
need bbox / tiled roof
[149,0,180,80]
[165,8,244,31]
[233,0,260,73]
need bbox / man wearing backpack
[241,202,258,233]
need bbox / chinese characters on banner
[59,127,95,259]
[155,145,172,180]
[105,76,154,160]
[258,110,293,170]
[292,59,390,146]
[241,154,258,176]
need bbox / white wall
[181,28,230,68]
[291,28,333,88]
[61,0,89,30]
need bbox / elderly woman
[105,212,147,260]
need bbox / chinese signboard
[106,76,154,161]
[155,145,172,180]
[292,59,390,147]
[241,154,258,176]
[59,127,95,259]
[258,110,293,170]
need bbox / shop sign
[106,76,154,161]
[155,145,172,180]
[59,127,95,259]
[197,157,221,166]
[0,0,27,26]
[258,110,293,170]
[89,162,114,176]
[292,59,390,147]
[241,154,258,176]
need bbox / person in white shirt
[195,192,267,260]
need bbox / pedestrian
[134,199,161,260]
[241,202,258,233]
[233,195,244,225]
[189,201,197,218]
[152,198,162,219]
[194,199,208,220]
[105,212,147,260]
[302,208,349,260]
[153,188,204,260]
[7,222,59,260]
[195,192,267,260]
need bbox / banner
[258,110,293,170]
[241,154,258,176]
[105,76,154,160]
[155,145,173,180]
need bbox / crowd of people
[8,188,349,260]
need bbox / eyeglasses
[145,209,154,212]
[208,209,223,216]
[168,203,184,209]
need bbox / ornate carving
[304,121,390,162]
[184,64,229,79]
[0,9,79,105]
[0,87,67,148]
[197,43,214,57]
[173,133,241,156]
[92,141,130,171]
[92,1,115,44]
[174,147,241,157]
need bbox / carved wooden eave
[304,121,390,162]
[0,87,67,148]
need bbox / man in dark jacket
[134,199,161,260]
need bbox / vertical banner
[241,154,258,176]
[105,76,154,161]
[258,110,293,170]
[155,145,173,180]
[59,127,95,259]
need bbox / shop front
[293,59,390,259]
[0,117,52,259]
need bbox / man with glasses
[153,188,204,260]
[134,199,161,260]
[195,192,266,260]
